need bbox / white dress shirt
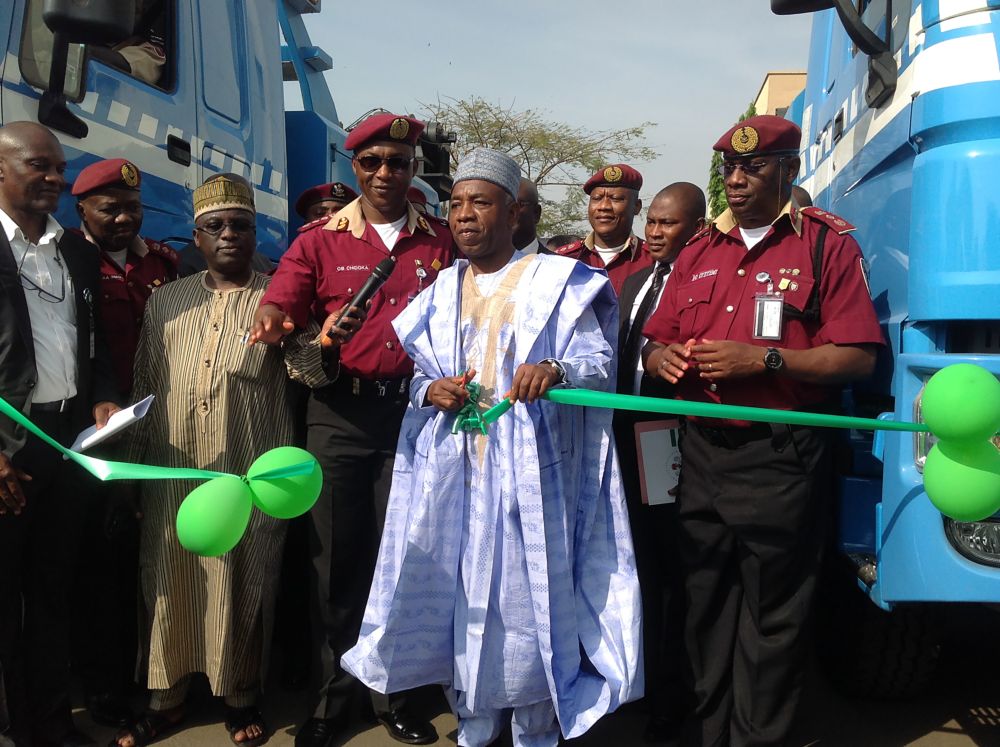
[0,208,77,403]
[628,265,671,395]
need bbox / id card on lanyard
[752,271,784,340]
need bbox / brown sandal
[108,708,185,747]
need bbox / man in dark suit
[614,181,705,743]
[512,178,547,254]
[0,121,121,747]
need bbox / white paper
[69,395,155,453]
[635,420,682,505]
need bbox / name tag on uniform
[753,292,784,340]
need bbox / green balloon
[176,475,253,557]
[923,440,1000,522]
[922,364,1000,443]
[246,446,322,519]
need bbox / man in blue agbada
[342,148,642,746]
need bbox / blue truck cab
[772,0,1000,695]
[0,0,450,259]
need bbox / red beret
[406,186,428,207]
[344,113,425,151]
[714,115,801,158]
[583,164,642,195]
[294,182,358,218]
[71,158,141,196]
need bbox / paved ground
[81,627,1000,747]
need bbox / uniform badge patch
[431,258,442,271]
[331,184,345,198]
[731,126,759,154]
[336,216,349,231]
[417,216,429,232]
[603,165,623,183]
[121,161,139,187]
[389,118,410,140]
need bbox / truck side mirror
[770,0,896,109]
[38,0,136,138]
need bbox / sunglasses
[196,219,256,236]
[354,155,414,173]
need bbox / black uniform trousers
[678,423,832,747]
[611,410,686,725]
[0,408,90,744]
[306,387,407,721]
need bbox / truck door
[1,0,200,240]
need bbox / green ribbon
[482,388,928,433]
[0,396,314,482]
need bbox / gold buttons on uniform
[385,341,394,350]
[389,298,397,306]
[737,268,746,277]
[726,305,734,313]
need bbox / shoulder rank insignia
[553,241,582,256]
[335,216,350,232]
[297,217,326,234]
[145,239,179,264]
[800,206,856,234]
[685,225,712,246]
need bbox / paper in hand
[70,395,155,453]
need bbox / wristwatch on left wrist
[540,358,567,384]
[763,347,784,373]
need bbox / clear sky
[297,0,815,209]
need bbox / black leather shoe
[376,708,437,745]
[294,717,341,747]
[35,729,98,747]
[86,692,135,727]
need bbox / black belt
[332,375,410,399]
[31,397,75,413]
[693,421,808,449]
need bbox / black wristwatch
[540,358,567,384]
[764,347,784,372]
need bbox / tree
[707,101,757,219]
[420,96,657,236]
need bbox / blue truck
[771,0,1000,696]
[0,0,451,259]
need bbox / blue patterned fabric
[341,254,643,739]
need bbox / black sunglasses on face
[196,219,256,236]
[354,155,413,173]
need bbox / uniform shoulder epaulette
[297,217,327,234]
[685,225,712,246]
[144,238,179,264]
[800,206,855,234]
[553,241,583,256]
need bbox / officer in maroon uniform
[642,115,884,747]
[294,181,358,228]
[553,163,651,294]
[73,159,178,395]
[251,113,452,747]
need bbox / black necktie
[619,262,670,393]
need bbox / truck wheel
[815,557,942,699]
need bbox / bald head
[644,181,706,263]
[0,121,66,239]
[513,177,542,250]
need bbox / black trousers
[0,410,89,744]
[612,411,686,724]
[306,389,407,721]
[678,424,831,747]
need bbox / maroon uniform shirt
[261,198,455,380]
[93,234,178,393]
[643,204,884,423]
[554,232,651,295]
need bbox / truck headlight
[945,516,1000,568]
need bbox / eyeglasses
[353,155,414,173]
[17,248,65,304]
[716,157,792,177]
[195,219,256,236]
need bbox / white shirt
[472,250,525,296]
[519,237,543,255]
[371,214,408,251]
[594,239,629,266]
[739,225,771,250]
[0,208,77,403]
[628,263,670,395]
